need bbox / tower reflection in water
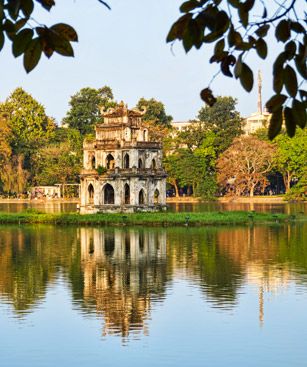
[79,228,168,339]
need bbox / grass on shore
[0,210,304,227]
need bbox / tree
[136,98,173,127]
[32,126,83,186]
[217,136,275,197]
[273,128,307,193]
[63,86,115,135]
[0,88,55,158]
[167,0,306,138]
[164,130,217,198]
[198,96,242,152]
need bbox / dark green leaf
[255,24,270,37]
[0,31,4,51]
[262,6,267,19]
[273,69,284,94]
[21,0,34,17]
[275,20,290,43]
[53,37,74,57]
[221,55,236,77]
[3,19,16,41]
[180,0,200,13]
[214,38,225,56]
[284,107,296,137]
[36,0,55,11]
[268,106,283,140]
[266,94,287,113]
[13,28,33,57]
[23,38,42,73]
[290,21,305,34]
[238,6,249,28]
[50,23,78,42]
[292,99,306,129]
[285,40,296,60]
[234,55,242,78]
[239,63,253,91]
[166,14,192,42]
[200,88,217,106]
[284,65,297,98]
[255,38,267,59]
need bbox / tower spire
[257,70,262,114]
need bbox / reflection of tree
[0,226,78,315]
[77,228,168,339]
[167,228,243,308]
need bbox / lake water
[0,223,306,366]
[0,201,306,214]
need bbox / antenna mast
[257,70,262,114]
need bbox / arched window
[91,155,96,169]
[139,189,145,205]
[88,184,94,205]
[106,154,115,169]
[104,184,115,204]
[154,189,160,204]
[124,183,130,204]
[138,158,143,169]
[124,153,130,169]
[143,130,147,141]
[151,159,156,169]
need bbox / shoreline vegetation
[0,211,305,227]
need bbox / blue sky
[0,0,304,124]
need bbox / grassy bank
[0,210,304,227]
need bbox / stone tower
[80,102,167,213]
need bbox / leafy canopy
[63,86,115,135]
[136,98,173,127]
[167,0,306,139]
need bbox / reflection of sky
[0,1,305,124]
[1,277,307,367]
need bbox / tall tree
[217,136,275,197]
[273,128,307,193]
[136,98,173,127]
[0,88,55,158]
[63,86,115,135]
[198,96,242,153]
[32,128,83,186]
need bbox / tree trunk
[283,172,291,193]
[173,181,179,197]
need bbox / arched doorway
[139,189,145,205]
[154,189,160,204]
[106,154,115,169]
[88,184,94,205]
[104,184,115,204]
[124,183,130,204]
[124,153,130,169]
[91,155,96,169]
[138,158,143,169]
[151,159,156,169]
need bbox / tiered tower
[80,102,167,213]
